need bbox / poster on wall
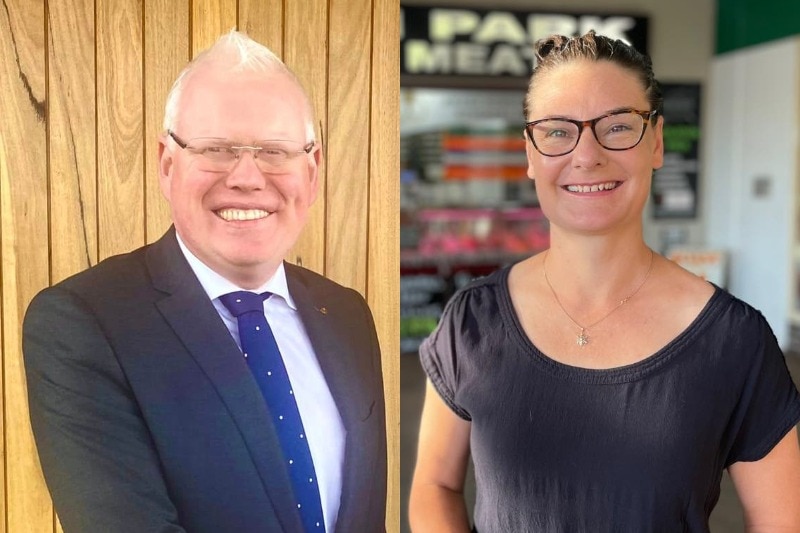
[401,5,649,88]
[651,84,701,219]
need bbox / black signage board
[402,5,648,89]
[652,83,701,219]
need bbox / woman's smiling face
[525,59,664,237]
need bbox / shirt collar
[175,232,297,310]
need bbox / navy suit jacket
[23,228,387,532]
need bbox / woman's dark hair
[524,30,663,119]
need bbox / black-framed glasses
[168,130,317,173]
[524,109,658,157]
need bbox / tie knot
[219,291,271,317]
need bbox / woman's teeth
[565,182,620,193]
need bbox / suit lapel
[145,229,303,532]
[286,268,375,532]
[288,274,368,426]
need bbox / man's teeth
[217,208,270,221]
[566,182,619,193]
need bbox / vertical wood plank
[237,0,282,55]
[48,0,97,283]
[97,0,144,259]
[0,1,51,531]
[144,0,189,243]
[367,0,400,529]
[191,0,237,57]
[284,0,328,275]
[325,0,371,294]
[49,5,98,530]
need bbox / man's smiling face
[158,65,319,288]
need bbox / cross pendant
[577,330,589,347]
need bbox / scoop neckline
[495,264,726,384]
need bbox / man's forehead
[185,64,297,94]
[178,68,307,119]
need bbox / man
[23,31,386,533]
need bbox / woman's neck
[543,227,654,307]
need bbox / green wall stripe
[716,0,800,54]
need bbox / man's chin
[223,252,281,269]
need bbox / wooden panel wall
[0,1,400,531]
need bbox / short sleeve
[725,315,800,465]
[419,292,472,421]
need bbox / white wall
[705,37,799,347]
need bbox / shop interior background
[400,0,800,532]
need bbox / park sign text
[401,6,648,84]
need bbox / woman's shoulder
[449,265,512,300]
[435,265,517,328]
[657,256,716,305]
[658,256,770,339]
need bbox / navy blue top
[420,266,800,533]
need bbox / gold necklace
[542,249,655,347]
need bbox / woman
[409,31,800,532]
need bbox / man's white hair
[162,30,316,141]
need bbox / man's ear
[308,144,323,204]
[158,134,173,202]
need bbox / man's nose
[225,150,266,189]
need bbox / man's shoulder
[33,238,173,320]
[284,262,362,299]
[50,229,182,300]
[24,242,161,332]
[55,244,152,295]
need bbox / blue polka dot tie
[219,291,326,532]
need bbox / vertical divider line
[141,0,147,244]
[322,0,330,277]
[364,0,374,301]
[45,0,52,283]
[94,0,100,263]
[280,0,285,62]
[46,0,53,492]
[43,0,54,516]
[44,0,53,529]
[45,0,53,529]
[188,0,194,59]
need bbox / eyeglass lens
[188,140,308,172]
[529,112,646,156]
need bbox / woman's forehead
[527,60,648,117]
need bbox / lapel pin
[316,306,328,315]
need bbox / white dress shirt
[176,235,345,531]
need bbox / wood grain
[191,0,237,57]
[367,0,401,530]
[144,0,189,243]
[47,2,97,525]
[284,0,328,275]
[0,1,52,531]
[237,0,282,55]
[325,0,372,294]
[48,0,96,282]
[97,0,144,259]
